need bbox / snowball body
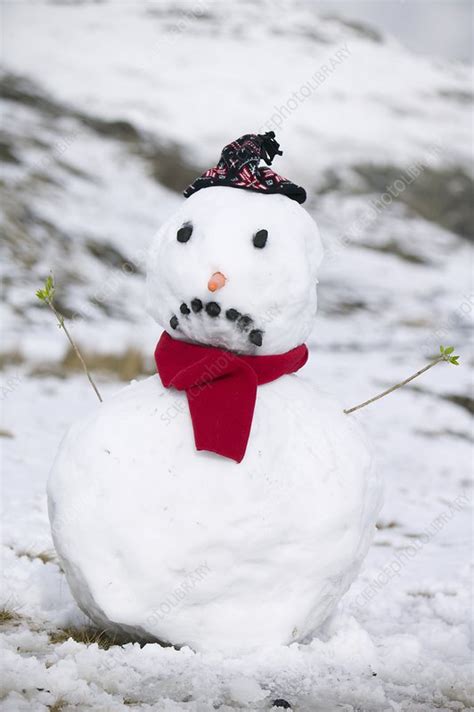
[48,375,381,653]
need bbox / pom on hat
[183,132,306,204]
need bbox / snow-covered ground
[1,1,473,710]
[1,366,472,711]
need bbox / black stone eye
[177,223,193,243]
[253,229,268,249]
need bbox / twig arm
[344,346,460,415]
[36,274,103,403]
[47,300,103,403]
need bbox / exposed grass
[16,548,56,564]
[49,626,123,650]
[48,697,67,712]
[61,346,150,382]
[0,350,24,369]
[416,427,473,442]
[30,346,151,382]
[0,606,20,624]
[353,163,474,241]
[408,385,474,415]
[376,520,399,530]
[442,393,474,416]
[407,590,435,599]
[0,72,201,193]
[358,239,428,265]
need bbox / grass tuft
[0,606,20,624]
[49,626,122,650]
[16,548,57,564]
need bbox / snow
[2,362,471,709]
[1,0,472,708]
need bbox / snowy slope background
[1,1,473,710]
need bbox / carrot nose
[208,271,227,292]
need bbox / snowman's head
[147,186,323,355]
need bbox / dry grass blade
[49,626,122,650]
[0,606,21,624]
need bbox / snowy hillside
[1,1,473,710]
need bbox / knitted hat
[183,132,306,204]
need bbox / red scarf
[155,332,308,463]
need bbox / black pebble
[170,315,179,330]
[238,315,253,331]
[272,701,291,710]
[191,298,203,313]
[226,308,240,321]
[180,303,190,315]
[205,302,221,317]
[253,228,268,249]
[249,329,263,347]
[177,223,193,243]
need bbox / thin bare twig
[36,275,103,403]
[344,350,458,415]
[46,300,103,403]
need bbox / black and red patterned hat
[183,132,306,204]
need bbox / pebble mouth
[170,299,264,348]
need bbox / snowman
[48,133,382,654]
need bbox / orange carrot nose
[208,271,227,292]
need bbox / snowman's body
[49,182,382,654]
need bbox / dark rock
[86,240,140,271]
[323,15,383,42]
[0,137,20,164]
[358,240,428,265]
[353,163,474,241]
[441,393,474,415]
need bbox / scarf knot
[155,332,308,463]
